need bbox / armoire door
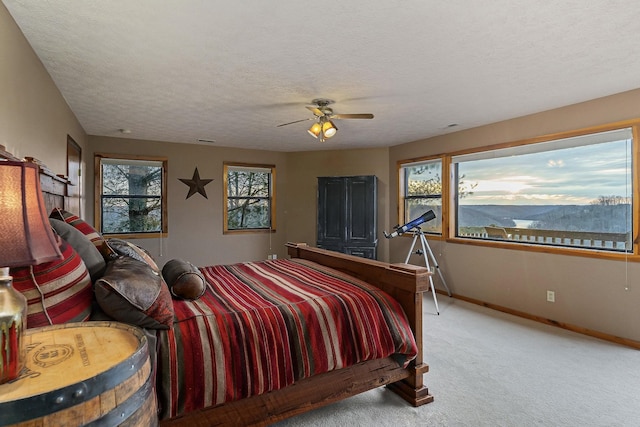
[345,175,377,245]
[317,177,346,248]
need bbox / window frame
[396,120,640,261]
[398,156,447,238]
[94,153,168,239]
[223,162,276,234]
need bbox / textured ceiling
[4,1,640,152]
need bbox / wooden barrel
[0,321,157,426]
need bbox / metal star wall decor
[179,167,213,199]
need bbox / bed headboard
[0,145,70,213]
[27,157,70,213]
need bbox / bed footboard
[161,357,411,427]
[286,242,433,407]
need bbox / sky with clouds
[457,139,632,205]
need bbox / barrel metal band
[84,370,155,427]
[0,336,149,424]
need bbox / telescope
[383,210,436,239]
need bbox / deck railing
[460,227,631,251]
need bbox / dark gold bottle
[0,267,27,383]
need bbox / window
[452,127,633,252]
[95,154,168,237]
[224,163,275,233]
[399,157,443,234]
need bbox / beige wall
[0,2,87,173]
[88,136,289,267]
[389,89,640,341]
[285,147,391,261]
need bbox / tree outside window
[95,154,168,237]
[224,163,275,232]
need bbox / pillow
[105,238,159,272]
[49,218,106,281]
[49,208,116,260]
[95,257,174,329]
[10,239,93,328]
[162,259,206,300]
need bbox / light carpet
[274,296,640,426]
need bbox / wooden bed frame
[28,154,434,426]
[160,244,433,426]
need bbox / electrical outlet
[267,254,277,260]
[546,290,555,303]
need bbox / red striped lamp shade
[0,160,62,267]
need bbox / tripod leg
[404,233,419,264]
[419,233,440,315]
[420,233,452,297]
[428,274,440,315]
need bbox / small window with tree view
[452,127,633,252]
[400,158,445,234]
[224,163,275,233]
[95,154,167,237]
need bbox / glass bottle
[0,267,27,384]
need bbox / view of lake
[512,219,534,228]
[457,204,631,233]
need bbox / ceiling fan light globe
[323,128,337,138]
[307,122,322,138]
[322,120,338,138]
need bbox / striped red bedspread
[155,258,417,420]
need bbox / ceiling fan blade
[276,117,314,127]
[331,113,374,120]
[306,106,324,116]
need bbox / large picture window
[224,163,275,233]
[452,127,633,252]
[399,158,444,234]
[95,154,168,237]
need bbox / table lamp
[0,159,62,383]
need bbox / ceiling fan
[277,98,374,142]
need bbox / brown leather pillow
[105,238,159,272]
[95,257,174,329]
[162,259,206,300]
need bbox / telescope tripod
[404,227,451,314]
